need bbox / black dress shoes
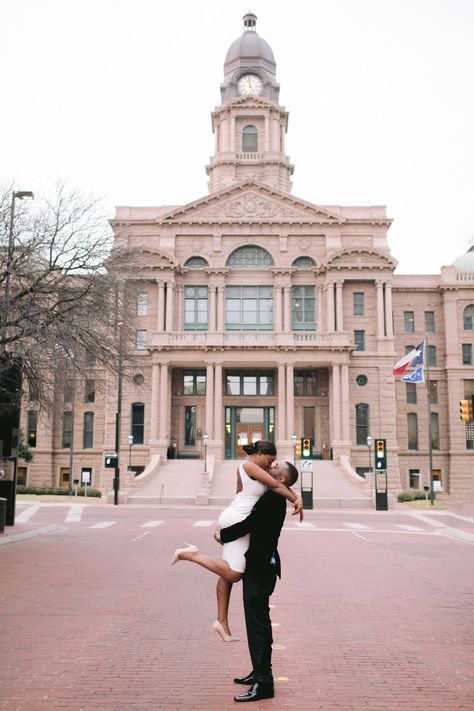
[234,672,256,685]
[234,682,275,702]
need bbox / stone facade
[19,15,474,503]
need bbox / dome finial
[243,11,257,32]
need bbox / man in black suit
[217,460,300,703]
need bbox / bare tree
[0,181,133,416]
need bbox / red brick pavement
[0,506,473,710]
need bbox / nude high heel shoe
[212,620,240,642]
[171,542,198,565]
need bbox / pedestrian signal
[294,438,302,459]
[459,399,473,422]
[301,437,313,459]
[374,438,387,470]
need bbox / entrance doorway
[225,406,275,459]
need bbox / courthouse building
[21,14,474,502]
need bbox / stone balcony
[150,330,352,351]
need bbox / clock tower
[206,12,294,193]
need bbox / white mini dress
[218,462,267,573]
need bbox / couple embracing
[172,440,302,703]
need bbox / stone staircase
[126,456,373,509]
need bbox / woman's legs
[216,577,233,635]
[176,548,242,584]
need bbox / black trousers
[242,563,277,681]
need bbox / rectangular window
[62,412,73,448]
[355,403,369,445]
[83,412,94,449]
[406,383,417,404]
[353,292,365,316]
[184,405,196,446]
[428,345,437,367]
[409,469,420,489]
[463,379,474,399]
[291,286,316,330]
[225,286,273,330]
[131,403,145,445]
[225,370,275,396]
[84,379,95,403]
[431,412,440,450]
[429,380,438,404]
[137,292,148,316]
[424,311,435,332]
[404,311,415,333]
[462,344,472,365]
[64,382,74,403]
[354,330,365,351]
[294,370,318,396]
[135,329,147,351]
[407,413,418,450]
[184,286,208,330]
[27,410,37,448]
[183,370,206,396]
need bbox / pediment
[325,248,397,271]
[160,181,345,225]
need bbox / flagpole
[424,335,434,506]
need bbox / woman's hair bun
[242,444,255,455]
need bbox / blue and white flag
[401,366,425,383]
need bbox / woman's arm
[244,461,302,512]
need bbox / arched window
[131,403,145,445]
[355,403,369,445]
[407,413,418,450]
[463,304,474,330]
[292,256,316,269]
[184,256,208,269]
[242,125,258,152]
[226,245,274,269]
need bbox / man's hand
[214,525,222,545]
[292,494,304,521]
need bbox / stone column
[335,280,344,332]
[165,282,174,332]
[176,285,183,331]
[341,363,350,443]
[277,363,286,443]
[230,116,236,152]
[158,361,169,443]
[376,280,385,339]
[286,363,295,441]
[264,116,270,151]
[317,284,323,332]
[275,285,283,333]
[217,286,225,332]
[384,282,394,338]
[208,285,217,332]
[157,280,165,332]
[331,364,341,443]
[326,282,335,331]
[150,362,160,446]
[283,286,291,332]
[206,363,214,439]
[214,362,223,447]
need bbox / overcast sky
[1,0,473,273]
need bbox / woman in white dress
[171,440,302,641]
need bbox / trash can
[0,498,7,534]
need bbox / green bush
[17,486,101,498]
[397,489,428,502]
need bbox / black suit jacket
[219,490,287,578]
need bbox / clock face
[237,73,263,96]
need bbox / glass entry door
[225,407,274,459]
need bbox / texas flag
[393,341,425,376]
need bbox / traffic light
[460,399,473,422]
[301,437,313,459]
[374,438,387,470]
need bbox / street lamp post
[113,319,123,506]
[5,191,35,303]
[203,433,209,473]
[127,434,133,471]
[366,435,373,493]
[291,433,297,465]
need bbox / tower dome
[452,236,474,274]
[224,13,275,66]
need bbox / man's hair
[284,461,299,486]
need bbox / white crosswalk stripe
[395,524,424,531]
[193,520,214,527]
[141,520,164,527]
[294,521,315,528]
[15,505,41,523]
[344,522,371,530]
[89,521,116,529]
[65,506,83,523]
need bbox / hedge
[397,489,429,502]
[17,486,102,498]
